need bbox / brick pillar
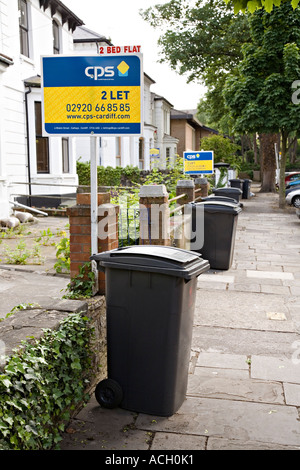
[67,192,119,295]
[139,184,170,246]
[176,180,195,203]
[195,177,209,198]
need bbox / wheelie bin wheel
[95,379,123,409]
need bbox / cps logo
[85,66,115,80]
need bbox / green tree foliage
[141,0,250,82]
[200,134,241,168]
[223,2,300,205]
[141,0,250,133]
[225,0,300,14]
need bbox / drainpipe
[25,86,32,207]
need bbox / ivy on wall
[0,313,92,450]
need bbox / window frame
[139,137,144,170]
[115,137,121,167]
[18,0,30,58]
[52,20,60,54]
[62,138,70,173]
[35,101,50,174]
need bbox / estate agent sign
[184,151,214,175]
[41,54,143,136]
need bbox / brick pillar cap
[177,179,195,188]
[139,184,168,198]
[195,177,208,184]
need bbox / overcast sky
[62,0,206,110]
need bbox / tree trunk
[253,134,258,164]
[288,136,297,165]
[279,131,288,209]
[260,133,277,192]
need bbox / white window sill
[20,54,35,66]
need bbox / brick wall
[67,193,119,294]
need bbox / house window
[18,0,30,57]
[116,137,121,166]
[166,147,170,163]
[53,20,60,54]
[62,138,69,173]
[139,138,144,169]
[35,102,49,174]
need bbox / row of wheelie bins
[89,189,243,417]
[229,178,252,199]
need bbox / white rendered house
[0,0,83,217]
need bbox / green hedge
[77,160,141,187]
[0,313,92,450]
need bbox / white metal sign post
[90,134,98,288]
[41,51,143,291]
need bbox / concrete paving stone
[290,286,300,296]
[60,397,149,451]
[251,356,300,384]
[197,282,227,291]
[275,261,300,268]
[196,352,249,369]
[236,262,257,269]
[247,270,294,280]
[260,285,291,296]
[207,437,300,450]
[228,283,261,293]
[193,366,249,379]
[0,270,69,318]
[251,278,285,286]
[193,290,294,332]
[256,255,290,262]
[197,274,235,284]
[60,419,150,451]
[135,397,300,447]
[192,326,300,358]
[283,278,300,286]
[187,375,284,404]
[255,263,284,271]
[283,383,300,406]
[151,432,206,450]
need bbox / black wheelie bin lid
[190,200,242,215]
[213,187,242,196]
[91,246,210,280]
[200,195,241,206]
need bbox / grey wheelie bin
[189,200,242,270]
[229,178,244,190]
[90,245,210,417]
[242,179,252,199]
[212,187,242,203]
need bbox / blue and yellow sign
[41,55,143,136]
[184,151,214,175]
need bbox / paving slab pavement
[59,185,300,453]
[0,216,69,317]
[1,186,300,453]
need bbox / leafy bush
[63,262,95,299]
[54,232,70,274]
[144,156,186,197]
[76,160,142,187]
[200,134,241,170]
[0,313,92,450]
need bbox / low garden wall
[0,296,107,450]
